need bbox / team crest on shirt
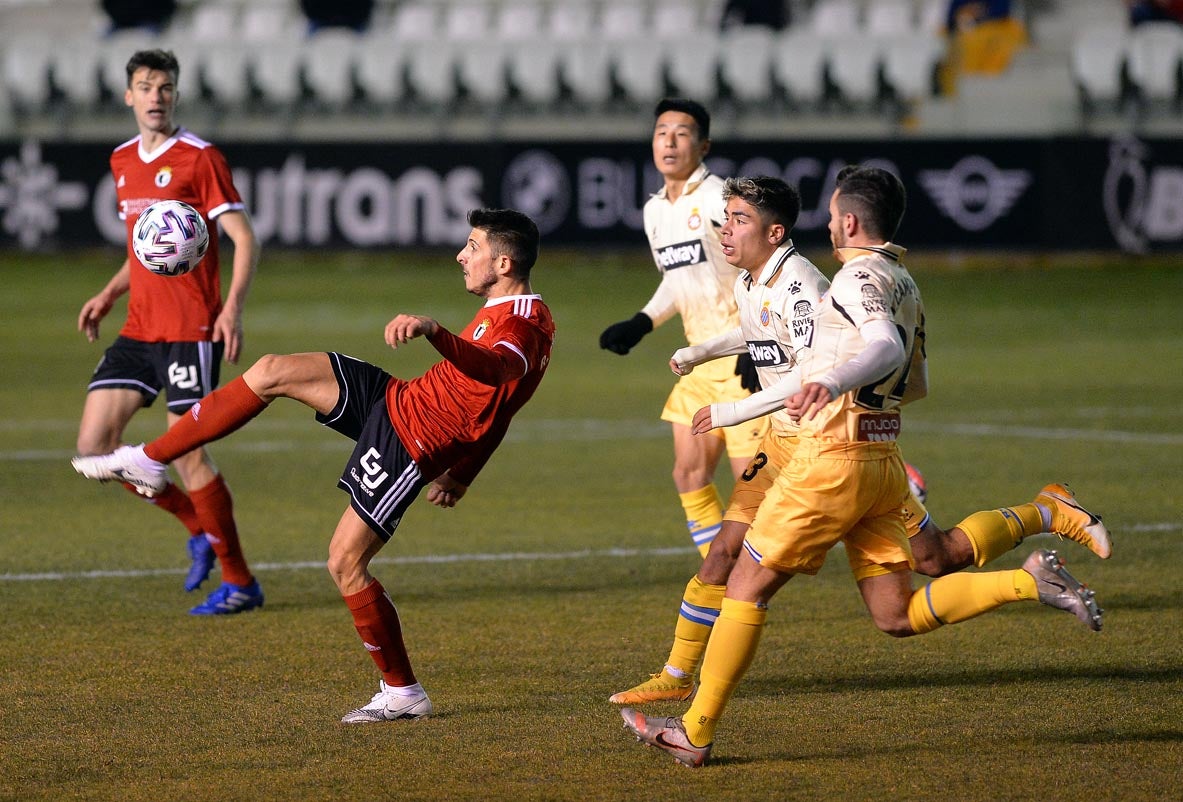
[154,167,173,188]
[687,208,702,230]
[473,318,492,340]
[759,301,772,327]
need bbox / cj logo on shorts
[358,448,389,491]
[168,361,198,390]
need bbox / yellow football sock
[682,598,766,747]
[666,575,726,677]
[957,503,1046,567]
[680,485,724,558]
[907,569,1037,634]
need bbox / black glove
[599,312,653,355]
[735,353,761,393]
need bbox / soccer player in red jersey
[75,49,262,614]
[74,208,555,722]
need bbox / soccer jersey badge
[760,301,772,327]
[687,209,701,230]
[154,166,173,188]
[473,318,492,340]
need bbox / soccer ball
[905,462,928,505]
[131,199,209,277]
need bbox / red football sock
[124,481,204,536]
[145,377,267,464]
[344,580,417,687]
[189,474,253,587]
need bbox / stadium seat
[250,40,304,106]
[772,29,826,106]
[456,44,510,106]
[507,41,563,105]
[881,33,946,101]
[826,42,882,104]
[405,40,459,105]
[303,28,360,106]
[97,29,157,101]
[917,0,947,34]
[2,34,53,109]
[611,38,665,105]
[388,1,439,40]
[653,2,700,37]
[1126,22,1183,102]
[444,2,493,41]
[355,30,408,105]
[665,34,719,101]
[497,1,544,40]
[719,26,776,104]
[601,2,648,39]
[1071,25,1128,107]
[240,3,304,42]
[201,42,252,106]
[50,36,102,107]
[810,0,861,36]
[185,3,239,42]
[547,1,594,40]
[866,0,916,36]
[561,40,614,105]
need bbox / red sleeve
[445,419,510,487]
[195,146,243,219]
[427,323,535,385]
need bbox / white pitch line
[1,417,1180,462]
[2,525,1179,585]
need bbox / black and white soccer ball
[131,199,209,277]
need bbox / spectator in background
[939,0,1026,92]
[1127,0,1183,25]
[301,0,375,33]
[719,0,790,30]
[101,0,177,33]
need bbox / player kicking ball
[74,209,555,722]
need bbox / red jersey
[385,294,555,486]
[111,127,246,342]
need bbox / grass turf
[0,248,1180,801]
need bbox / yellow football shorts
[660,355,767,459]
[743,442,913,581]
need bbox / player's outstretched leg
[1034,483,1111,559]
[620,708,712,768]
[1022,548,1103,631]
[73,444,168,496]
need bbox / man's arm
[692,370,804,432]
[384,314,531,385]
[669,327,747,375]
[78,259,132,342]
[210,210,259,365]
[787,319,905,422]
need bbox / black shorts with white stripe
[87,336,222,413]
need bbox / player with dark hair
[600,98,766,559]
[75,49,262,614]
[619,168,1106,766]
[610,175,1108,707]
[74,208,555,722]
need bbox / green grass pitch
[0,247,1180,801]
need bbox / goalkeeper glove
[599,312,653,355]
[735,353,761,393]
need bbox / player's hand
[735,353,761,393]
[385,314,439,348]
[212,308,244,364]
[691,405,716,434]
[787,382,834,422]
[426,473,468,508]
[670,353,692,376]
[77,295,113,343]
[599,312,653,355]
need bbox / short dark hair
[722,176,801,236]
[126,49,180,87]
[654,97,710,140]
[834,165,906,241]
[467,208,540,276]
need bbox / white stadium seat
[666,33,719,101]
[719,26,775,104]
[827,41,881,104]
[51,37,102,107]
[773,29,826,106]
[355,31,408,105]
[444,2,493,41]
[456,44,510,105]
[98,29,157,100]
[251,40,304,106]
[561,40,614,105]
[881,33,945,101]
[1071,25,1128,106]
[601,2,647,39]
[507,41,563,105]
[866,0,916,36]
[389,2,439,40]
[202,42,252,106]
[2,35,53,108]
[548,1,594,40]
[810,0,860,36]
[303,28,360,106]
[653,2,700,37]
[405,40,459,105]
[497,2,544,41]
[611,38,665,105]
[1127,22,1183,101]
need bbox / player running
[600,98,766,558]
[75,49,262,614]
[74,209,554,723]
